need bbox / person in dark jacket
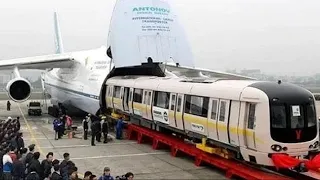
[41,152,53,179]
[59,116,65,138]
[25,167,40,180]
[7,100,11,111]
[69,166,79,180]
[28,152,41,175]
[16,116,21,131]
[83,118,89,140]
[91,119,100,146]
[25,144,35,166]
[53,118,62,140]
[16,132,24,151]
[98,167,114,180]
[12,154,25,180]
[50,164,62,180]
[101,118,109,143]
[10,133,18,150]
[60,153,71,180]
[84,171,93,180]
[96,117,102,142]
[19,148,28,166]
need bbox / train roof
[107,76,260,99]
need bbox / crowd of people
[0,114,134,180]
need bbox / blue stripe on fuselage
[44,83,99,100]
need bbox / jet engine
[6,77,32,102]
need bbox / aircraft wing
[0,53,75,70]
[165,64,256,80]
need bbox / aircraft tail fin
[53,11,64,54]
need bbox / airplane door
[208,98,219,141]
[146,91,153,120]
[245,103,257,150]
[123,87,129,112]
[169,93,177,128]
[174,94,184,130]
[128,88,134,114]
[217,99,230,143]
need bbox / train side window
[133,89,143,103]
[113,86,121,98]
[153,91,169,109]
[247,103,256,129]
[171,94,176,110]
[211,99,218,120]
[185,95,209,118]
[219,101,226,122]
[177,96,182,112]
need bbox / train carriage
[105,75,319,166]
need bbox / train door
[245,103,256,150]
[122,87,130,112]
[228,101,241,146]
[208,98,219,141]
[146,91,153,120]
[217,99,230,143]
[174,94,184,130]
[128,88,134,114]
[169,93,177,128]
[142,90,152,120]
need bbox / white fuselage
[43,46,112,115]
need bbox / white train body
[105,75,319,166]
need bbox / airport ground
[1,93,228,179]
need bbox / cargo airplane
[0,0,253,116]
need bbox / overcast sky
[0,0,320,77]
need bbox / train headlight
[271,144,282,152]
[313,141,319,149]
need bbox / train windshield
[270,101,317,143]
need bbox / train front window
[270,102,317,143]
[271,105,287,128]
[307,102,316,127]
[290,105,304,129]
